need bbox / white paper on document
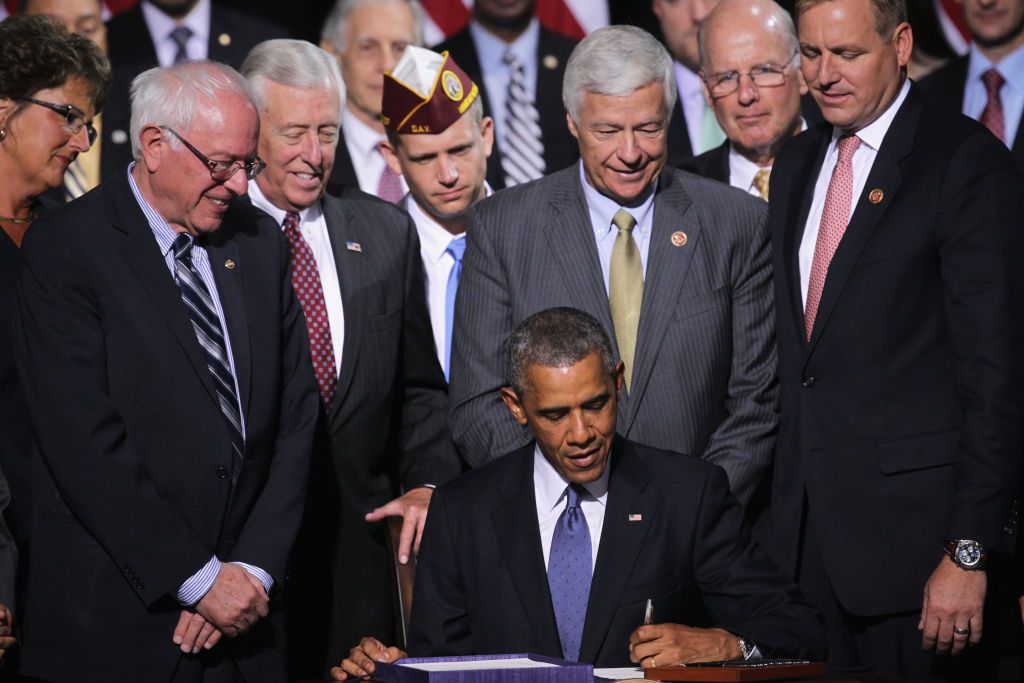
[402,658,559,671]
[593,667,646,680]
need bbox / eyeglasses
[18,97,98,147]
[162,127,266,181]
[703,52,798,98]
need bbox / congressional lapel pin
[346,241,362,252]
[628,513,643,522]
[111,129,129,145]
[224,259,236,270]
[218,33,231,47]
[868,188,884,204]
[543,54,559,70]
[671,231,688,247]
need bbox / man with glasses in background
[13,60,318,683]
[680,0,810,202]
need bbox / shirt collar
[126,162,185,258]
[408,182,492,264]
[968,41,1024,91]
[342,105,385,160]
[579,162,657,240]
[832,78,910,152]
[533,443,611,514]
[728,118,806,190]
[247,180,322,227]
[141,0,210,49]
[469,16,540,73]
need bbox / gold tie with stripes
[609,208,643,392]
[752,168,770,202]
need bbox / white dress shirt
[469,17,541,153]
[342,106,408,197]
[580,163,657,293]
[534,445,609,573]
[963,42,1024,147]
[249,183,345,376]
[674,61,722,155]
[407,185,492,370]
[798,79,911,305]
[727,119,807,196]
[140,0,211,67]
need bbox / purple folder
[371,653,594,683]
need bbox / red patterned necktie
[980,68,1006,143]
[282,212,337,407]
[805,134,862,340]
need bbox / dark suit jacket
[100,3,288,180]
[450,166,776,507]
[918,58,1024,171]
[328,127,360,193]
[768,84,1024,616]
[14,173,318,682]
[266,188,461,675]
[408,437,825,663]
[432,25,579,190]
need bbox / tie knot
[283,211,301,233]
[982,68,1005,94]
[612,209,636,233]
[752,168,771,201]
[837,134,861,163]
[503,49,522,69]
[169,26,193,49]
[445,236,466,262]
[172,233,193,261]
[565,483,587,509]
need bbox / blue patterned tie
[548,484,592,661]
[443,236,466,381]
[169,26,193,64]
[172,234,245,484]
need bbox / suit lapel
[579,439,654,663]
[807,90,919,352]
[322,195,366,414]
[491,446,563,657]
[623,171,696,433]
[205,236,252,423]
[110,176,220,405]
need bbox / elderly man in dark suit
[768,0,1024,679]
[14,60,318,682]
[333,307,824,679]
[450,25,776,510]
[237,39,460,678]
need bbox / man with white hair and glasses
[13,60,318,682]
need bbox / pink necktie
[805,135,861,340]
[376,143,404,204]
[282,212,337,407]
[980,68,1006,143]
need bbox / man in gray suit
[450,25,775,507]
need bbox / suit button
[216,466,229,480]
[802,376,816,388]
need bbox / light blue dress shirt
[468,17,541,149]
[963,42,1024,146]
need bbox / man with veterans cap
[380,45,495,380]
[233,39,460,677]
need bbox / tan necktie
[752,168,770,202]
[609,209,643,392]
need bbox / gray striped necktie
[500,50,545,186]
[170,26,192,64]
[64,157,89,201]
[172,234,245,484]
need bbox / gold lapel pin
[218,33,231,47]
[543,54,558,70]
[671,231,688,247]
[868,188,884,204]
[225,259,236,270]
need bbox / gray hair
[506,307,616,396]
[241,39,346,113]
[129,60,256,160]
[320,0,425,52]
[699,0,800,73]
[562,25,676,122]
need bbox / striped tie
[64,157,90,201]
[169,26,193,64]
[501,50,545,186]
[172,234,245,484]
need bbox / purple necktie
[547,484,592,661]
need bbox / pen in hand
[643,598,654,626]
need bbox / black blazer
[408,437,825,664]
[14,175,318,682]
[918,57,1024,171]
[433,26,579,190]
[100,3,288,180]
[768,84,1024,616]
[268,187,461,674]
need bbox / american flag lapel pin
[628,513,643,522]
[346,241,362,252]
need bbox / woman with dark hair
[0,13,110,661]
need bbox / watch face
[956,541,982,567]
